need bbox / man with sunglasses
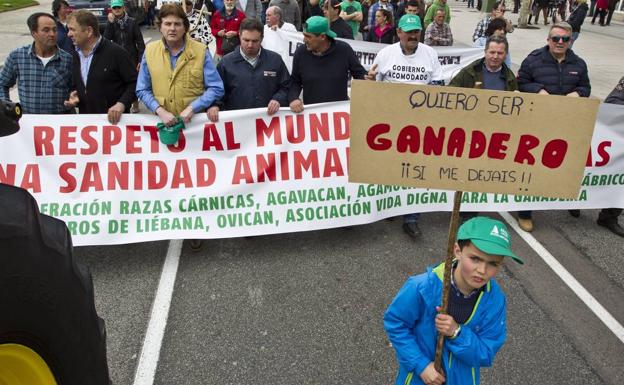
[516,21,590,232]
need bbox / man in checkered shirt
[0,12,73,114]
[424,9,453,46]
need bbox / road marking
[499,211,624,344]
[132,239,183,385]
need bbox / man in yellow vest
[136,3,224,126]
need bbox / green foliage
[0,0,39,13]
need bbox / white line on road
[132,239,183,385]
[499,211,624,344]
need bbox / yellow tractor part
[0,343,57,385]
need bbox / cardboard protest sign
[348,80,600,199]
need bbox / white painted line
[132,239,183,385]
[499,211,624,344]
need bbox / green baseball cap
[304,16,337,39]
[110,0,124,7]
[398,14,422,32]
[457,217,524,264]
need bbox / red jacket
[210,9,246,56]
[596,0,609,9]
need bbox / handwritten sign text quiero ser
[348,81,600,199]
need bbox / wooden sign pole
[434,190,463,374]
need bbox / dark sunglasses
[550,35,571,43]
[112,6,122,9]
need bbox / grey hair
[549,22,573,35]
[268,5,283,23]
[485,34,509,53]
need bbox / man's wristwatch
[450,325,461,339]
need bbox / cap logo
[490,225,509,243]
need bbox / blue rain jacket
[384,263,507,385]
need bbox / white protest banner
[0,102,622,246]
[261,29,484,84]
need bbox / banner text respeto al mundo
[1,99,622,246]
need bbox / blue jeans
[570,32,580,49]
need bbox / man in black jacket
[65,10,137,125]
[517,21,590,232]
[104,0,145,64]
[518,22,590,97]
[207,18,290,121]
[324,0,354,40]
[288,16,365,113]
[104,0,145,113]
[567,0,588,48]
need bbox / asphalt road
[2,1,624,384]
[76,209,624,385]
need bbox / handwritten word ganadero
[366,124,568,169]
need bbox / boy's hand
[420,362,446,385]
[435,306,459,337]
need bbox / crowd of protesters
[0,5,621,385]
[1,0,623,242]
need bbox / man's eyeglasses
[112,6,122,9]
[550,35,571,43]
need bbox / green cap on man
[304,16,337,39]
[110,0,125,7]
[398,14,422,32]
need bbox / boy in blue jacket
[384,216,524,385]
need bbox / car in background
[69,0,110,29]
[68,0,145,32]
